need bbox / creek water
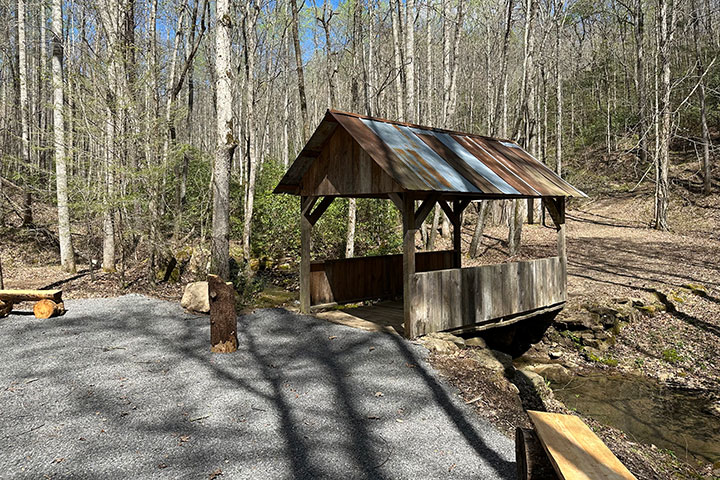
[546,372,720,465]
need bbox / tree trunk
[693,0,712,194]
[290,0,309,139]
[635,0,648,166]
[390,0,405,120]
[208,274,238,353]
[211,0,236,279]
[52,0,76,273]
[469,201,488,258]
[555,5,563,176]
[241,3,259,271]
[508,199,524,256]
[654,0,674,231]
[319,0,336,108]
[18,0,32,226]
[405,0,415,121]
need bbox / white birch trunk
[211,0,236,278]
[18,0,32,225]
[52,0,76,272]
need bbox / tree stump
[208,274,238,353]
[516,427,559,480]
[33,299,65,319]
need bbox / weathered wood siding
[410,257,566,335]
[311,250,454,305]
[300,126,403,196]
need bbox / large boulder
[181,281,210,313]
[419,332,466,354]
[470,348,515,377]
[420,337,460,355]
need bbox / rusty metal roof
[275,110,586,198]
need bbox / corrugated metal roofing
[275,110,586,198]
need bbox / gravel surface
[0,295,515,479]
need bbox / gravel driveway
[0,295,515,479]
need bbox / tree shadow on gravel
[0,300,515,479]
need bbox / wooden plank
[309,250,453,305]
[0,289,62,303]
[528,411,637,480]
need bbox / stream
[544,371,720,465]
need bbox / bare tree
[290,0,309,139]
[17,0,32,226]
[52,0,76,272]
[692,0,712,194]
[211,0,236,278]
[654,0,675,231]
[241,2,259,270]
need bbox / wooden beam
[0,289,63,303]
[300,196,312,313]
[402,194,417,338]
[437,199,457,224]
[413,193,438,229]
[306,196,335,226]
[455,199,471,215]
[388,192,403,212]
[544,197,565,228]
[301,195,318,216]
[451,200,463,268]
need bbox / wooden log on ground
[208,274,238,353]
[0,300,12,317]
[0,289,63,303]
[516,427,559,480]
[33,299,65,319]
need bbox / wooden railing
[311,250,454,305]
[410,257,566,335]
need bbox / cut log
[33,299,65,319]
[516,427,559,480]
[208,274,238,353]
[0,300,12,317]
[0,289,63,303]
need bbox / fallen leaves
[208,467,223,479]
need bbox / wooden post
[545,197,567,285]
[527,198,535,224]
[402,194,417,338]
[556,197,566,276]
[515,427,559,480]
[452,200,462,268]
[300,196,312,313]
[208,274,238,353]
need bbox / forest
[1,0,720,478]
[0,0,716,284]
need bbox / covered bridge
[275,110,585,338]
